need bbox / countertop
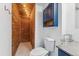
[56,41,79,56]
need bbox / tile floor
[15,42,32,56]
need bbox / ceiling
[15,3,35,18]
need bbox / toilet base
[48,51,55,56]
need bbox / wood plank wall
[30,6,35,48]
[12,4,22,56]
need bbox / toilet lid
[30,47,48,56]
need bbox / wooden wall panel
[30,5,35,48]
[21,18,31,42]
[12,4,21,55]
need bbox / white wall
[62,3,79,41]
[74,4,79,41]
[62,3,75,35]
[0,3,11,56]
[35,4,44,47]
[35,3,62,56]
[75,4,79,28]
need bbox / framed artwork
[43,3,58,27]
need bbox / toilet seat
[30,47,49,56]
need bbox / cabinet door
[58,49,71,56]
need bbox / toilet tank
[44,37,55,52]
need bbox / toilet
[30,37,55,56]
[30,47,49,56]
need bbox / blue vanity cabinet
[58,48,71,56]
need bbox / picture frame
[43,3,58,27]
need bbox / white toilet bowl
[30,37,55,56]
[30,47,49,56]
